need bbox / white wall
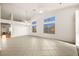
[0,6,1,18]
[30,5,79,43]
[12,22,29,37]
[76,10,79,46]
[0,6,1,36]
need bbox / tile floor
[0,35,78,56]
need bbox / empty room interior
[0,3,79,56]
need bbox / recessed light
[39,10,43,13]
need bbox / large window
[32,21,37,33]
[44,16,55,34]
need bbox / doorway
[1,23,11,38]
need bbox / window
[32,21,37,33]
[44,16,55,34]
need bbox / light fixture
[39,10,43,14]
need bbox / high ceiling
[0,3,78,22]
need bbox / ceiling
[0,3,78,22]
